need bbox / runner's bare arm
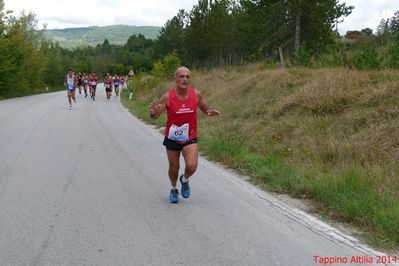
[149,93,168,119]
[196,90,220,117]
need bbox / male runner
[104,74,113,100]
[89,72,98,101]
[113,75,120,96]
[149,67,220,203]
[82,73,88,97]
[76,72,83,94]
[64,68,76,110]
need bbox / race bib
[68,85,74,90]
[114,82,119,85]
[91,81,97,86]
[105,83,110,88]
[168,124,189,142]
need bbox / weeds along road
[0,87,392,266]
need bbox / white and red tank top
[165,88,198,143]
[66,74,75,90]
[66,74,75,86]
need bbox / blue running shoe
[180,175,190,198]
[168,188,179,203]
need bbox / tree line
[158,0,399,69]
[0,0,156,98]
[156,0,353,67]
[1,0,399,99]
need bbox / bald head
[174,67,191,79]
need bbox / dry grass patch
[251,69,399,193]
[122,65,399,250]
[194,66,399,249]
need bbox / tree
[106,63,127,75]
[125,34,153,53]
[101,38,111,54]
[208,0,234,66]
[289,0,353,57]
[154,10,187,59]
[389,11,399,40]
[376,18,390,45]
[236,0,353,64]
[41,41,70,87]
[152,53,182,79]
[0,0,5,34]
[361,28,373,36]
[0,9,47,97]
[184,0,213,65]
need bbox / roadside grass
[121,66,399,251]
[121,89,166,127]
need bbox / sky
[3,0,198,29]
[3,0,399,34]
[339,0,397,33]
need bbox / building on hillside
[342,31,370,44]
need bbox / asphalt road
[0,87,392,266]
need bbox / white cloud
[338,0,398,34]
[4,0,197,29]
[4,0,399,34]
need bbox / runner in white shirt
[64,68,76,110]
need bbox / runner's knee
[169,161,180,172]
[185,161,197,175]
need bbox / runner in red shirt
[104,74,113,100]
[89,72,98,101]
[149,66,220,203]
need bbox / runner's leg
[166,149,181,187]
[182,143,198,180]
[72,90,76,103]
[68,92,72,106]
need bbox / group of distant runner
[64,68,130,109]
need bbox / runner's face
[175,70,190,89]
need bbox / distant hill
[42,25,161,49]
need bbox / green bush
[386,42,399,69]
[106,63,127,75]
[162,53,182,78]
[294,44,313,67]
[152,61,165,79]
[352,44,380,70]
[152,53,182,79]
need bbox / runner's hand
[149,102,159,116]
[206,109,221,116]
